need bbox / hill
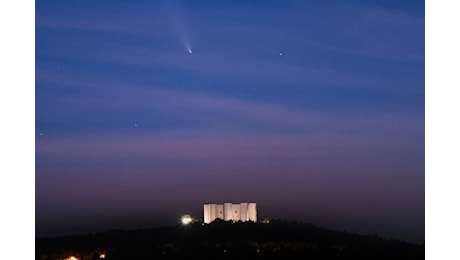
[36,220,423,260]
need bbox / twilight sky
[35,0,424,243]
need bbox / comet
[164,0,193,54]
[184,40,192,54]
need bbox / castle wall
[205,202,257,223]
[216,204,224,220]
[248,203,257,222]
[224,203,233,221]
[203,204,211,224]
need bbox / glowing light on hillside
[64,257,79,260]
[181,214,192,225]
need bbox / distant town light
[64,257,79,260]
[99,253,106,258]
[181,214,192,225]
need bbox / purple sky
[36,0,424,243]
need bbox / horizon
[36,0,424,244]
[36,219,424,260]
[36,215,424,246]
[36,200,423,244]
[36,217,424,245]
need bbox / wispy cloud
[36,1,424,92]
[36,2,171,36]
[36,70,424,137]
[317,4,424,62]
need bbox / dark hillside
[36,220,423,260]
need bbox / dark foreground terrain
[36,220,423,260]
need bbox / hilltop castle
[203,202,257,223]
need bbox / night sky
[35,0,424,243]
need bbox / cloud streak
[36,70,424,137]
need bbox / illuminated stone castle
[203,202,257,223]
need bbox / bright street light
[181,214,192,225]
